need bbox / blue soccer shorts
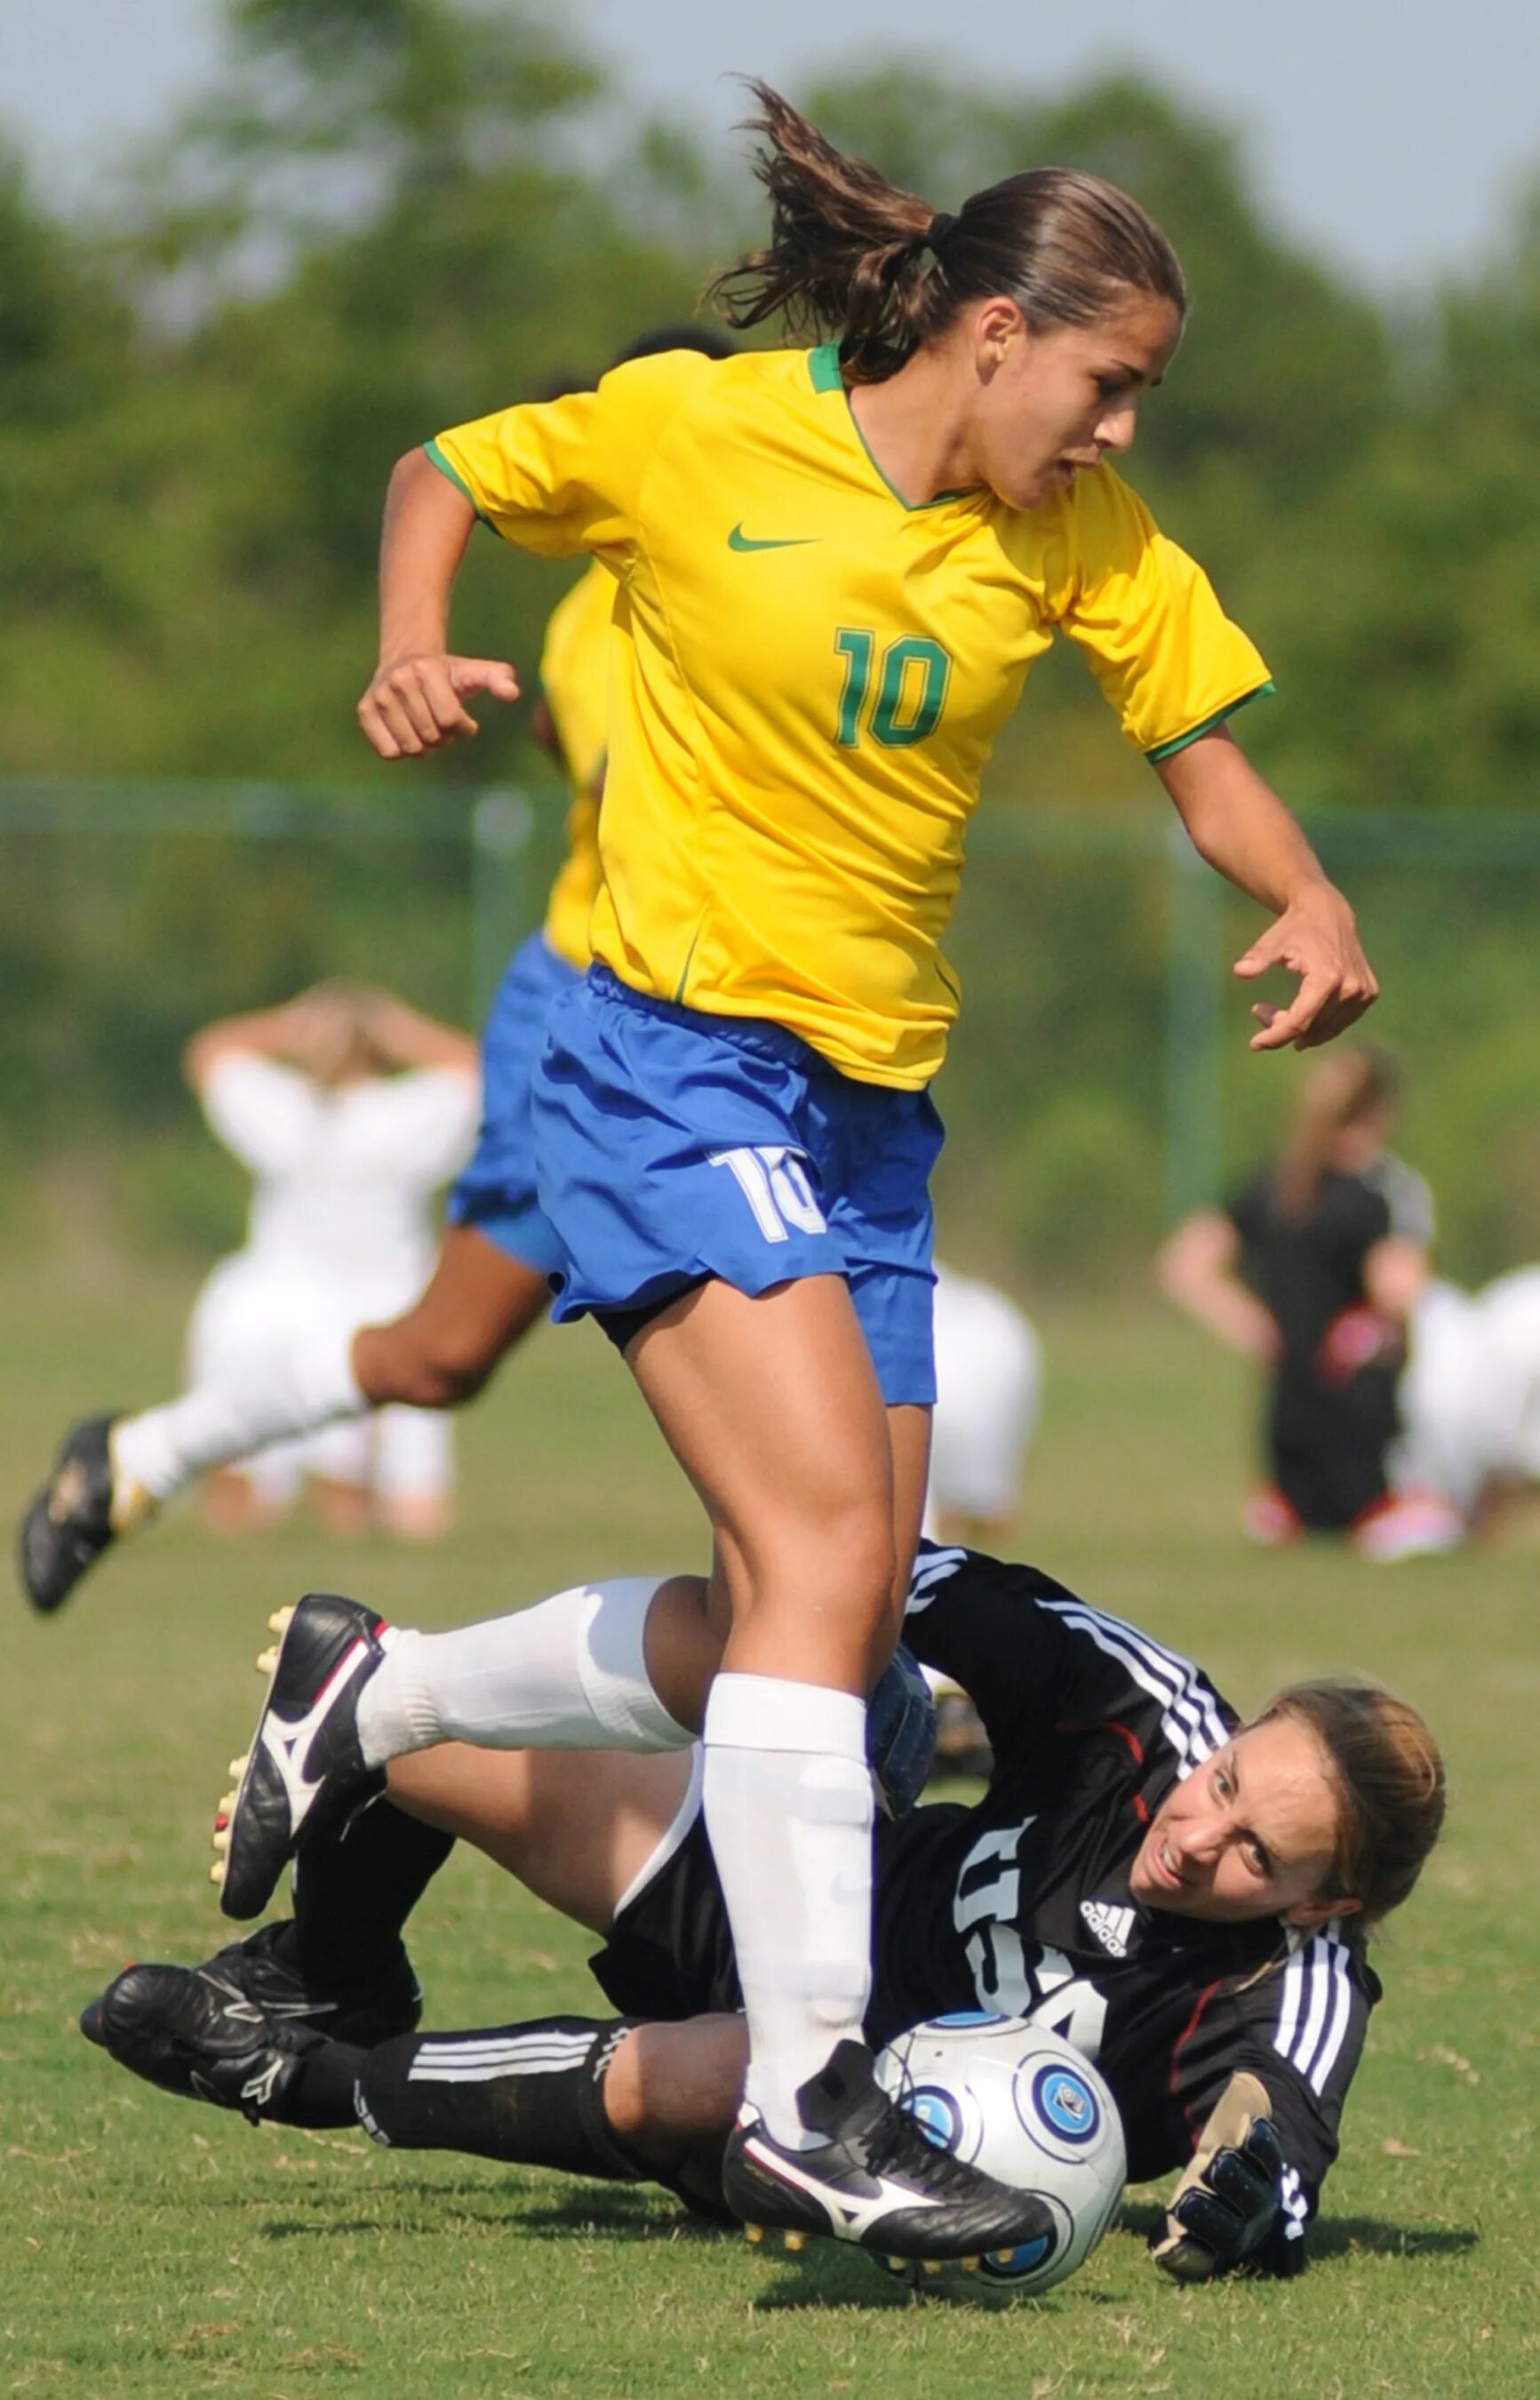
[446,932,578,1276]
[530,965,942,1405]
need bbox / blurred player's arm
[1155,1208,1280,1364]
[1154,729,1376,1053]
[351,988,476,1075]
[1363,1234,1431,1326]
[181,998,315,1092]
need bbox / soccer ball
[874,2012,1126,2295]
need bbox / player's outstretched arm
[357,447,520,760]
[1154,728,1376,1052]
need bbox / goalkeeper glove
[1153,2072,1287,2282]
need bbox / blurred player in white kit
[925,1263,1042,1545]
[923,1262,1042,1775]
[182,984,479,1539]
[1393,1267,1540,1541]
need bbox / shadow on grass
[1116,2195,1479,2265]
[259,2182,1479,2287]
[262,2180,721,2245]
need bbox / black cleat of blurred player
[18,1413,154,1613]
[722,2039,1055,2261]
[82,1922,423,2063]
[82,1959,327,2124]
[215,1594,389,1920]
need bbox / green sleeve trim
[423,437,490,525]
[807,341,845,394]
[1145,680,1276,764]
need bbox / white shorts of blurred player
[923,1263,1042,1542]
[185,1252,454,1539]
[922,1267,1042,1748]
[1391,1269,1540,1543]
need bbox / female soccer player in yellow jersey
[257,83,1378,2260]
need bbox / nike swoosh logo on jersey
[727,524,819,552]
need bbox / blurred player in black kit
[1157,1044,1455,1558]
[84,1543,1442,2282]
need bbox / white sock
[354,1576,694,1766]
[112,1324,366,1502]
[702,1673,872,2148]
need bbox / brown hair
[1258,1680,1445,1934]
[1273,1042,1401,1221]
[707,81,1187,383]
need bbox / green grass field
[2,1260,1535,2398]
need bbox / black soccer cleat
[722,2039,1057,2262]
[81,1959,325,2124]
[18,1413,155,1613]
[213,1594,390,1921]
[83,1921,422,2061]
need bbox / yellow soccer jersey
[428,342,1271,1088]
[537,560,613,969]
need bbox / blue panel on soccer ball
[906,2086,964,2150]
[979,2233,1056,2282]
[1033,2064,1102,2144]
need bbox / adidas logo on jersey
[1080,1900,1136,1958]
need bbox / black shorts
[588,1790,973,2044]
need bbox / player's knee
[744,1496,896,1633]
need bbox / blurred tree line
[3,0,1538,1279]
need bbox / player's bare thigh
[386,1740,696,1934]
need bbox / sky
[2,0,1538,291]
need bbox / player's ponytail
[708,81,1187,382]
[1260,1680,1446,1936]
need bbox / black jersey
[1226,1166,1413,1526]
[591,1545,1380,2273]
[1227,1164,1393,1377]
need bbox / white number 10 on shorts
[709,1146,828,1243]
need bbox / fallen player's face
[1128,1716,1354,1927]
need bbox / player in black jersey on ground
[84,1544,1443,2280]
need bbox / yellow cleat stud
[217,1792,236,1818]
[211,1827,230,1855]
[209,1860,225,1885]
[228,1756,248,1780]
[267,1605,295,1636]
[922,2260,944,2275]
[888,2256,906,2272]
[743,2223,764,2245]
[959,2257,980,2274]
[783,2230,807,2252]
[255,1645,279,1677]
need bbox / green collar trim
[424,437,491,529]
[1145,681,1277,764]
[806,341,977,513]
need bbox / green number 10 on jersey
[835,630,953,748]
